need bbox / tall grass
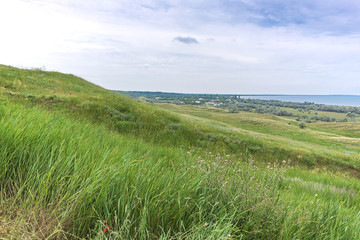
[2,66,360,239]
[0,102,286,239]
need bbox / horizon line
[113,90,360,96]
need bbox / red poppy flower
[103,222,110,233]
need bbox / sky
[0,0,360,94]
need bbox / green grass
[151,103,360,239]
[157,103,360,171]
[0,102,288,239]
[279,106,350,120]
[1,65,360,239]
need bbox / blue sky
[0,0,359,94]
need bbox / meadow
[1,65,360,239]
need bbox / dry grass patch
[0,199,68,240]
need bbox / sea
[240,95,360,107]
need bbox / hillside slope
[2,64,357,172]
[0,64,179,138]
[0,65,282,239]
[1,65,360,239]
[157,104,360,173]
[0,65,254,153]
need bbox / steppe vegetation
[1,65,360,239]
[126,91,359,123]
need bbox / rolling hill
[1,65,360,239]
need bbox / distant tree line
[120,91,359,123]
[224,98,360,114]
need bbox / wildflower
[103,222,110,233]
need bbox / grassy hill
[1,65,360,239]
[157,104,360,172]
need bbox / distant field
[125,90,360,124]
[156,103,360,169]
[279,106,350,120]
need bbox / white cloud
[0,0,360,94]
